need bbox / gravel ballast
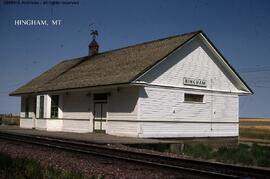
[0,139,193,179]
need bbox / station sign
[183,77,207,87]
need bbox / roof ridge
[98,30,202,56]
[61,30,202,62]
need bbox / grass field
[239,118,270,143]
[176,118,270,168]
[0,114,19,125]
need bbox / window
[39,96,44,118]
[25,98,29,118]
[94,93,107,101]
[184,93,204,103]
[51,95,59,118]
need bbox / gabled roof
[10,31,199,96]
[10,30,253,96]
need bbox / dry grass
[240,126,270,130]
[240,118,270,122]
[239,118,270,143]
[0,114,20,125]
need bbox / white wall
[20,118,33,129]
[108,87,138,121]
[36,119,47,130]
[138,36,242,93]
[19,86,238,138]
[106,121,139,137]
[138,86,239,137]
[61,91,92,132]
[47,120,62,131]
[62,120,91,133]
[139,122,238,138]
[62,91,92,119]
[106,87,139,136]
[19,92,92,132]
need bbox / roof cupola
[88,30,99,56]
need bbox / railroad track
[0,131,269,178]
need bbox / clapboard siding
[108,87,138,121]
[20,118,33,128]
[106,87,139,136]
[138,86,238,137]
[47,120,62,131]
[139,122,238,138]
[139,87,238,122]
[139,87,213,121]
[212,95,239,122]
[35,119,47,130]
[62,91,92,119]
[139,36,240,93]
[62,120,91,133]
[107,121,139,137]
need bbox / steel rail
[0,131,269,178]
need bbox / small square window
[184,93,204,103]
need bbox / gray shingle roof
[10,31,200,96]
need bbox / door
[94,102,107,132]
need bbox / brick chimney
[88,30,99,56]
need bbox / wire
[253,85,270,89]
[239,66,270,73]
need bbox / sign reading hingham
[183,77,207,87]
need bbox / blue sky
[0,0,270,117]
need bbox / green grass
[182,143,270,167]
[0,153,101,179]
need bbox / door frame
[93,101,107,132]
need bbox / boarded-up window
[184,93,204,103]
[51,95,59,118]
[39,96,44,118]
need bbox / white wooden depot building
[10,30,253,138]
